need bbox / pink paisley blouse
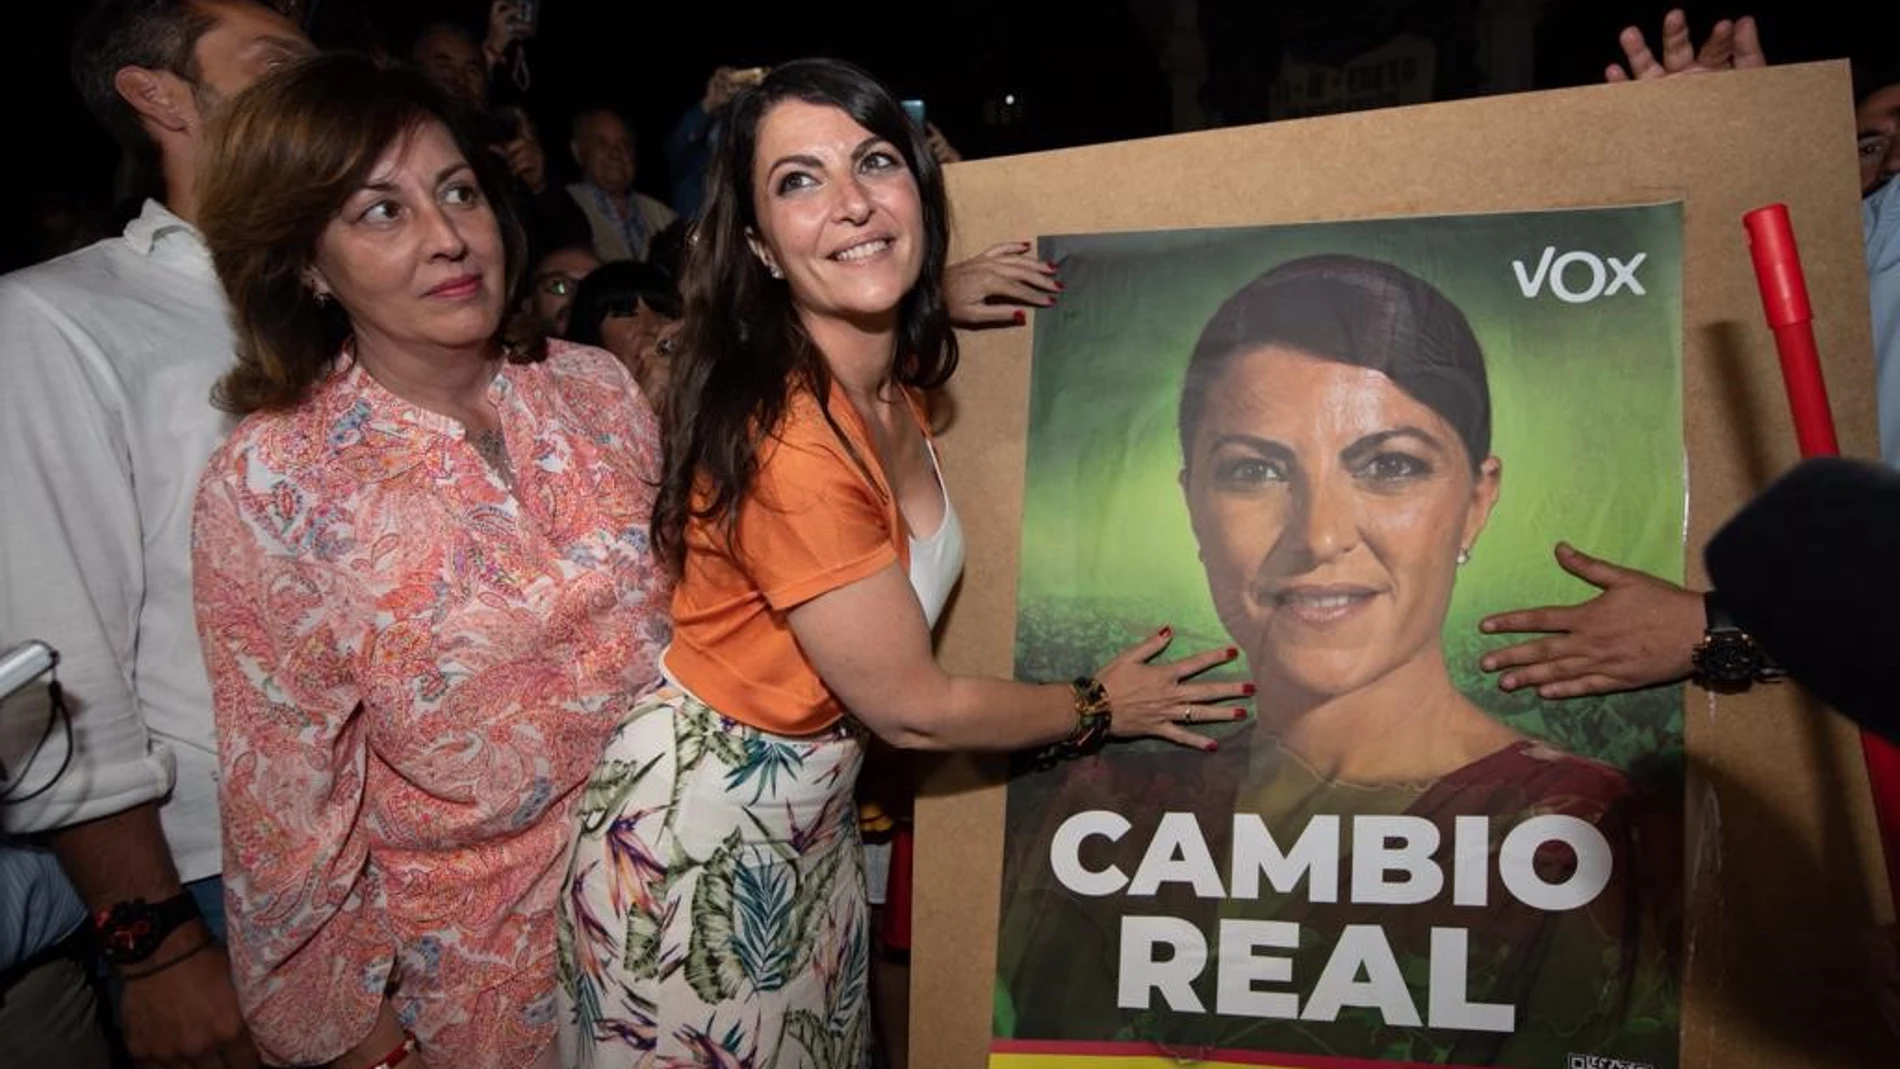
[191,341,671,1068]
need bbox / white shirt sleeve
[0,277,177,831]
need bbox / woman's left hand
[944,242,1060,328]
[1092,628,1251,752]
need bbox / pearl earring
[768,264,784,279]
[1456,547,1471,566]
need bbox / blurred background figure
[567,105,678,262]
[564,259,681,405]
[522,242,601,337]
[1858,62,1900,197]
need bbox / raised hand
[1604,9,1766,83]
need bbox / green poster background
[996,204,1684,1069]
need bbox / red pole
[1743,203,1900,909]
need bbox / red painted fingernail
[1012,309,1026,324]
[1232,708,1247,719]
[1045,260,1058,270]
[1225,647,1239,660]
[1206,740,1220,752]
[1160,625,1173,637]
[1052,280,1066,291]
[1241,682,1256,696]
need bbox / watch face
[97,895,196,964]
[1696,633,1761,683]
[101,906,165,963]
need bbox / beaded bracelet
[1029,677,1112,769]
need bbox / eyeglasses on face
[537,274,580,297]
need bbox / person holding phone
[666,65,768,218]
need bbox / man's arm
[0,279,174,833]
[0,278,256,1068]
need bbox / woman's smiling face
[1183,344,1501,699]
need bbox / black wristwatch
[1691,589,1782,689]
[94,892,202,966]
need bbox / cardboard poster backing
[912,62,1893,1068]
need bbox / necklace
[469,427,515,488]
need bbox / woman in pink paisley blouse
[190,54,670,1069]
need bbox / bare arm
[787,562,1246,752]
[51,805,259,1069]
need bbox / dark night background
[1,1,1879,271]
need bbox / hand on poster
[944,242,1060,328]
[1477,542,1703,698]
[1095,627,1248,752]
[1604,9,1766,83]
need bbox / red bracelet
[365,1037,417,1069]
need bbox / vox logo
[1511,248,1648,303]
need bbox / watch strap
[95,891,203,965]
[1704,588,1740,634]
[1696,587,1784,685]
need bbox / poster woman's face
[1182,345,1501,699]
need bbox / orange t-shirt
[665,380,929,735]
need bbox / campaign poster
[991,205,1685,1069]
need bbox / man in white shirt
[0,3,312,1067]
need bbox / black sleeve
[1704,456,1900,742]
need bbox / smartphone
[513,0,541,38]
[0,640,57,704]
[900,98,927,129]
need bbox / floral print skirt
[558,685,871,1069]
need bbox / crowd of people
[0,1,1896,1068]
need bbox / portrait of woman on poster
[997,254,1680,1067]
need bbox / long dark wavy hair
[652,57,958,572]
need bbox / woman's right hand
[1093,627,1251,752]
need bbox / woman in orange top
[556,59,1246,1067]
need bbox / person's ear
[745,228,783,279]
[114,66,193,136]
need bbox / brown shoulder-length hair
[650,57,958,574]
[198,51,542,417]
